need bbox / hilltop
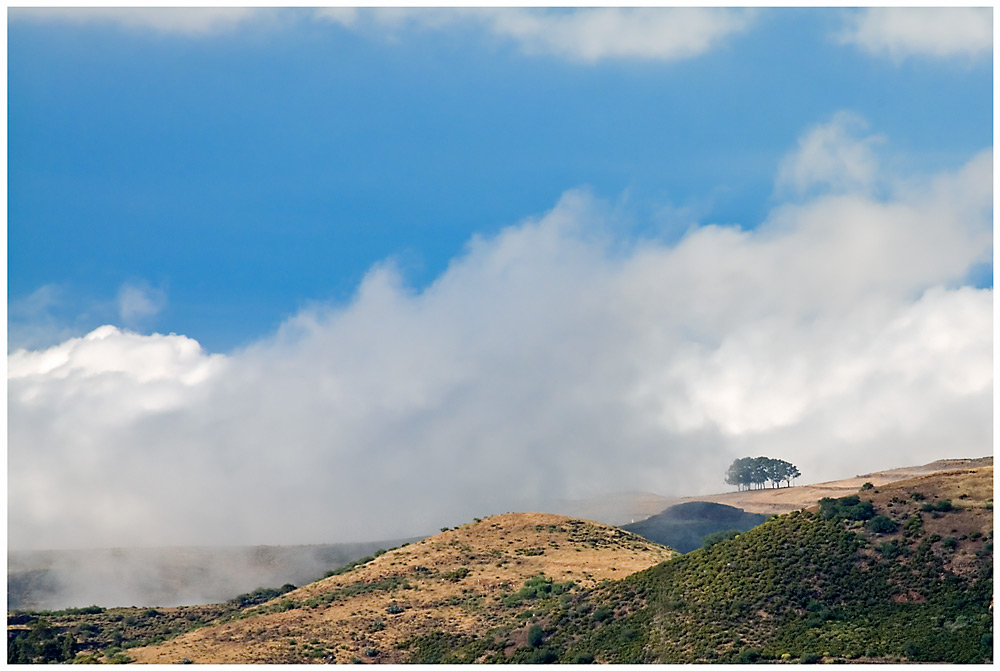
[661,456,993,517]
[123,513,675,663]
[554,457,992,522]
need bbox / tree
[725,457,800,491]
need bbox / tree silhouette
[725,457,800,490]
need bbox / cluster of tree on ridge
[725,456,800,491]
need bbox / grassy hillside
[8,463,991,664]
[390,467,994,664]
[124,513,675,663]
[622,501,767,553]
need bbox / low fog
[9,115,993,555]
[8,540,419,610]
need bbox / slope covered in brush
[414,468,992,664]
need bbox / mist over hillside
[8,540,420,611]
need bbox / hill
[15,513,674,664]
[8,459,991,664]
[665,456,993,516]
[554,457,992,522]
[622,501,767,553]
[411,466,993,663]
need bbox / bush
[528,624,544,647]
[592,606,613,623]
[702,529,741,550]
[866,515,897,534]
[386,603,404,615]
[819,496,874,522]
[861,482,874,491]
[530,648,558,664]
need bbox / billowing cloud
[838,8,992,62]
[316,7,756,63]
[8,117,992,551]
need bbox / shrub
[861,482,874,491]
[819,496,874,522]
[866,515,897,534]
[528,624,544,647]
[702,529,741,550]
[386,603,404,615]
[592,606,613,623]
[531,648,558,664]
[942,537,958,551]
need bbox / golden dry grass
[665,457,992,515]
[130,513,676,664]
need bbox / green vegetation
[701,529,742,550]
[407,496,992,665]
[819,494,874,521]
[725,456,800,491]
[7,619,76,664]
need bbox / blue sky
[7,8,994,551]
[9,7,992,352]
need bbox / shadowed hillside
[622,501,768,553]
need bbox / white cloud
[8,117,993,551]
[10,6,754,61]
[316,7,756,63]
[9,7,271,36]
[117,283,167,328]
[838,8,992,62]
[775,111,884,198]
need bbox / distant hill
[622,501,767,553]
[665,456,994,516]
[548,457,991,524]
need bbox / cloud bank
[9,115,993,551]
[838,8,993,62]
[9,7,270,36]
[12,7,753,63]
[318,7,755,63]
